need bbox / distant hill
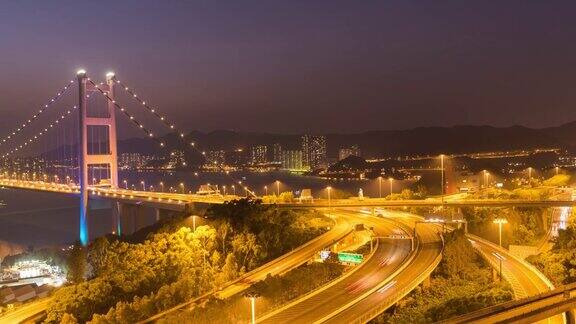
[37,122,576,161]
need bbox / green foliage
[460,207,546,247]
[437,229,481,280]
[542,174,571,187]
[528,217,576,286]
[387,189,425,200]
[45,200,329,323]
[66,244,87,284]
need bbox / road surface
[258,210,443,324]
[141,212,354,322]
[468,234,563,324]
[0,298,51,324]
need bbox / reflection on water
[0,171,412,247]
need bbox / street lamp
[555,166,560,176]
[527,167,533,181]
[232,184,236,196]
[327,186,332,211]
[388,177,394,196]
[493,218,508,247]
[123,180,128,190]
[179,182,185,194]
[223,185,227,196]
[192,215,197,231]
[378,176,382,198]
[440,154,445,199]
[275,180,280,196]
[141,180,146,191]
[159,181,164,192]
[264,185,268,196]
[245,292,260,324]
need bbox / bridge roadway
[258,210,444,324]
[467,234,564,324]
[2,179,576,211]
[441,283,576,323]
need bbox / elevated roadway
[258,210,443,324]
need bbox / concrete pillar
[113,202,122,236]
[155,208,160,222]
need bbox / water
[0,171,413,247]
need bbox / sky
[1,1,576,134]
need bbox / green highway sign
[337,252,364,264]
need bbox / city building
[302,135,327,170]
[166,150,186,169]
[282,150,304,170]
[118,153,153,170]
[251,145,268,165]
[225,149,248,167]
[205,150,226,166]
[273,143,283,163]
[339,145,361,160]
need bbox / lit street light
[388,177,394,196]
[527,167,533,181]
[123,180,128,190]
[159,182,165,192]
[327,186,332,211]
[245,292,260,324]
[378,176,382,198]
[493,218,508,247]
[440,154,445,203]
[555,166,559,176]
[140,180,146,191]
[275,180,280,196]
[223,185,227,196]
[232,184,236,196]
[192,215,197,231]
[264,185,268,196]
[180,182,185,194]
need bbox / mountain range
[116,122,576,159]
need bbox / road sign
[337,252,363,264]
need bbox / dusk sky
[2,1,576,134]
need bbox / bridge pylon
[77,70,120,245]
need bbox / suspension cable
[110,76,257,197]
[0,80,75,147]
[1,106,78,158]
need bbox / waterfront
[0,171,413,247]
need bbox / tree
[66,243,87,284]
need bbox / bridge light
[76,69,86,75]
[106,71,115,78]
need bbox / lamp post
[528,167,533,181]
[327,186,332,212]
[223,185,227,196]
[192,215,197,231]
[141,180,146,191]
[555,166,559,176]
[388,177,394,196]
[180,182,185,194]
[440,154,445,204]
[123,180,128,190]
[275,180,280,196]
[159,182,164,192]
[264,185,268,196]
[378,176,382,198]
[232,184,236,196]
[493,218,508,247]
[245,292,259,324]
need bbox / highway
[140,213,354,322]
[0,298,52,324]
[440,282,576,324]
[467,234,563,324]
[258,210,443,324]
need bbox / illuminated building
[273,143,283,163]
[339,145,361,160]
[205,150,226,166]
[282,150,304,170]
[302,135,327,170]
[251,145,268,165]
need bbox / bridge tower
[77,70,120,245]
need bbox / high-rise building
[272,143,283,163]
[167,150,186,169]
[251,145,268,164]
[281,150,303,170]
[302,135,327,170]
[205,150,226,166]
[339,145,361,160]
[225,149,248,167]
